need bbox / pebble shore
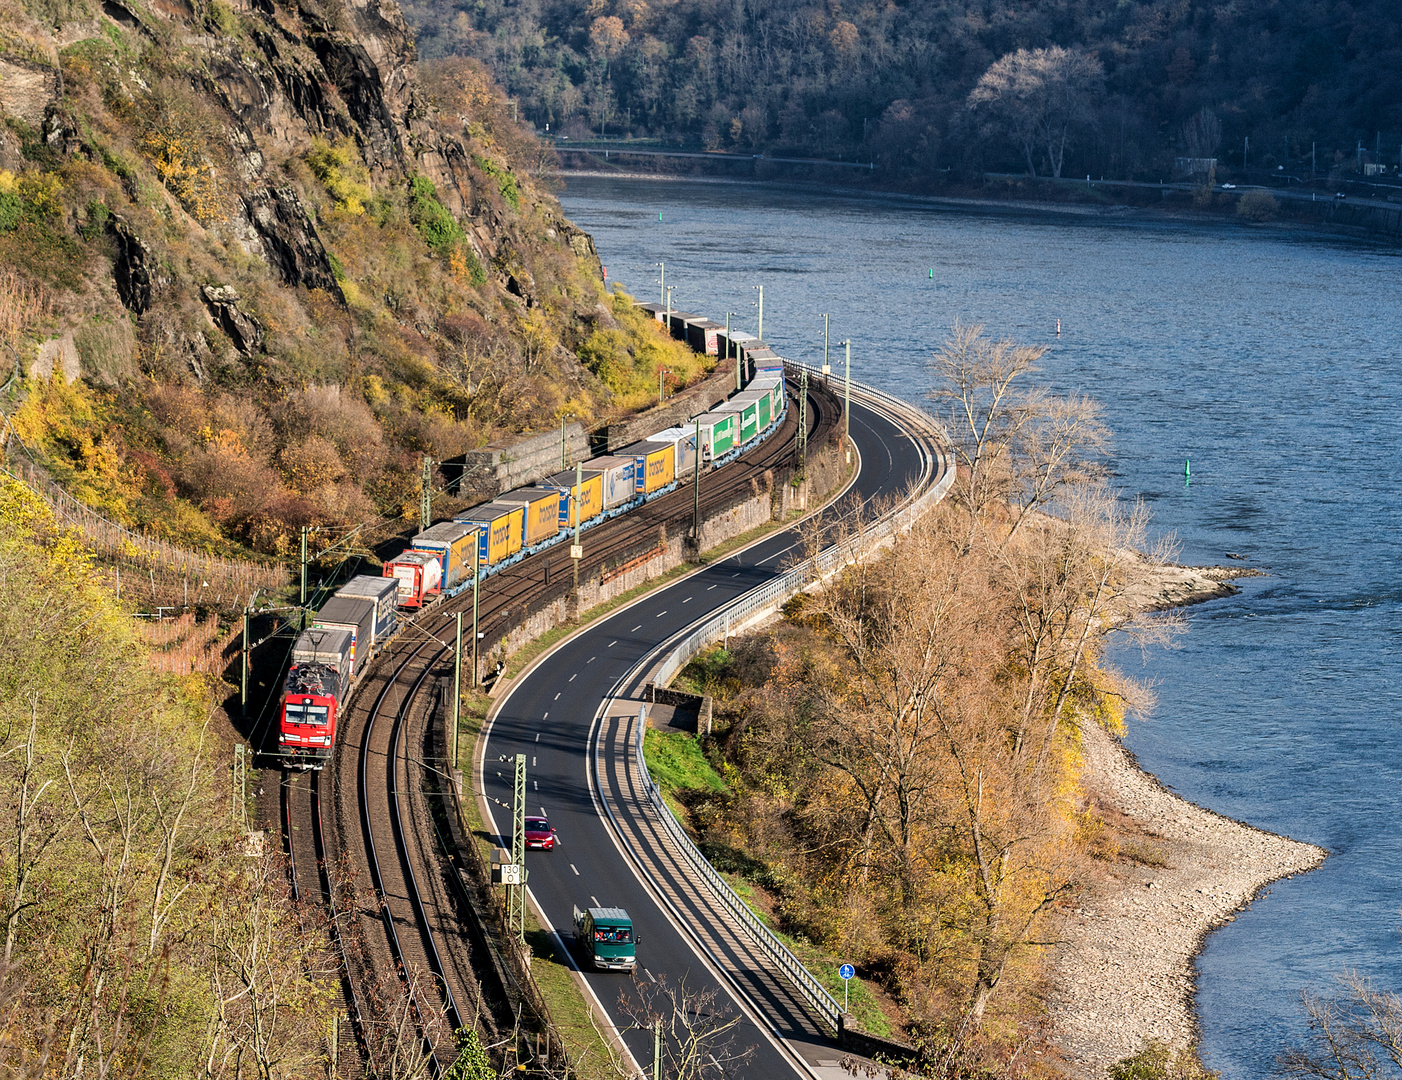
[1048,566,1327,1077]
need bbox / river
[555,174,1402,1078]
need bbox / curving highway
[479,390,943,1078]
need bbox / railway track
[279,772,367,1078]
[280,376,840,1075]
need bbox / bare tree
[1181,107,1223,161]
[1,696,73,964]
[928,322,1108,548]
[613,975,754,1080]
[967,46,1104,177]
[1281,971,1402,1079]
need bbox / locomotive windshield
[285,702,330,724]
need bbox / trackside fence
[632,363,956,1034]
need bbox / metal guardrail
[631,364,956,1033]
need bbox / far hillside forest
[410,0,1402,184]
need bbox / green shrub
[1109,1039,1218,1080]
[407,175,467,255]
[1235,189,1279,222]
[472,153,520,211]
[0,191,20,233]
[306,136,372,214]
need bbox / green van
[573,905,638,972]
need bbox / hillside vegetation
[414,0,1402,184]
[0,474,332,1073]
[0,0,703,561]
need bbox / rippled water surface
[557,175,1402,1077]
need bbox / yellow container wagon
[496,487,564,548]
[545,469,605,528]
[630,444,676,495]
[454,502,526,565]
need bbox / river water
[556,174,1402,1078]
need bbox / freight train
[275,312,788,769]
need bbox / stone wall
[599,364,739,451]
[450,423,590,503]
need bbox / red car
[524,816,556,850]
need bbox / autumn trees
[0,476,336,1077]
[693,325,1166,1067]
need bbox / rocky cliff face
[0,0,645,557]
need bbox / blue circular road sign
[838,964,855,980]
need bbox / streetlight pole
[560,412,574,470]
[471,541,480,686]
[665,285,675,340]
[658,368,670,404]
[820,313,830,376]
[572,461,583,599]
[451,611,462,771]
[692,415,701,547]
[843,339,852,464]
[753,285,764,341]
[657,261,664,307]
[727,312,740,390]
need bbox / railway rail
[276,374,841,1075]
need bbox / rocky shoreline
[1048,565,1327,1077]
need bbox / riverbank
[1048,566,1327,1078]
[554,168,1402,248]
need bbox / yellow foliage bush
[306,136,373,215]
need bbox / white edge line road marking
[587,686,819,1080]
[520,885,640,1075]
[478,410,887,1078]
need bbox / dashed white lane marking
[706,584,718,590]
[631,625,642,632]
[535,733,540,742]
[571,864,580,876]
[554,693,561,700]
[731,572,741,577]
[608,640,617,647]
[590,895,599,906]
[682,596,692,603]
[569,673,577,682]
[588,656,595,663]
[645,968,656,983]
[533,780,538,790]
[655,610,667,617]
[540,806,548,816]
[532,756,536,766]
[543,712,549,719]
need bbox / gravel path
[1047,565,1326,1077]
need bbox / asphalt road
[480,397,931,1077]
